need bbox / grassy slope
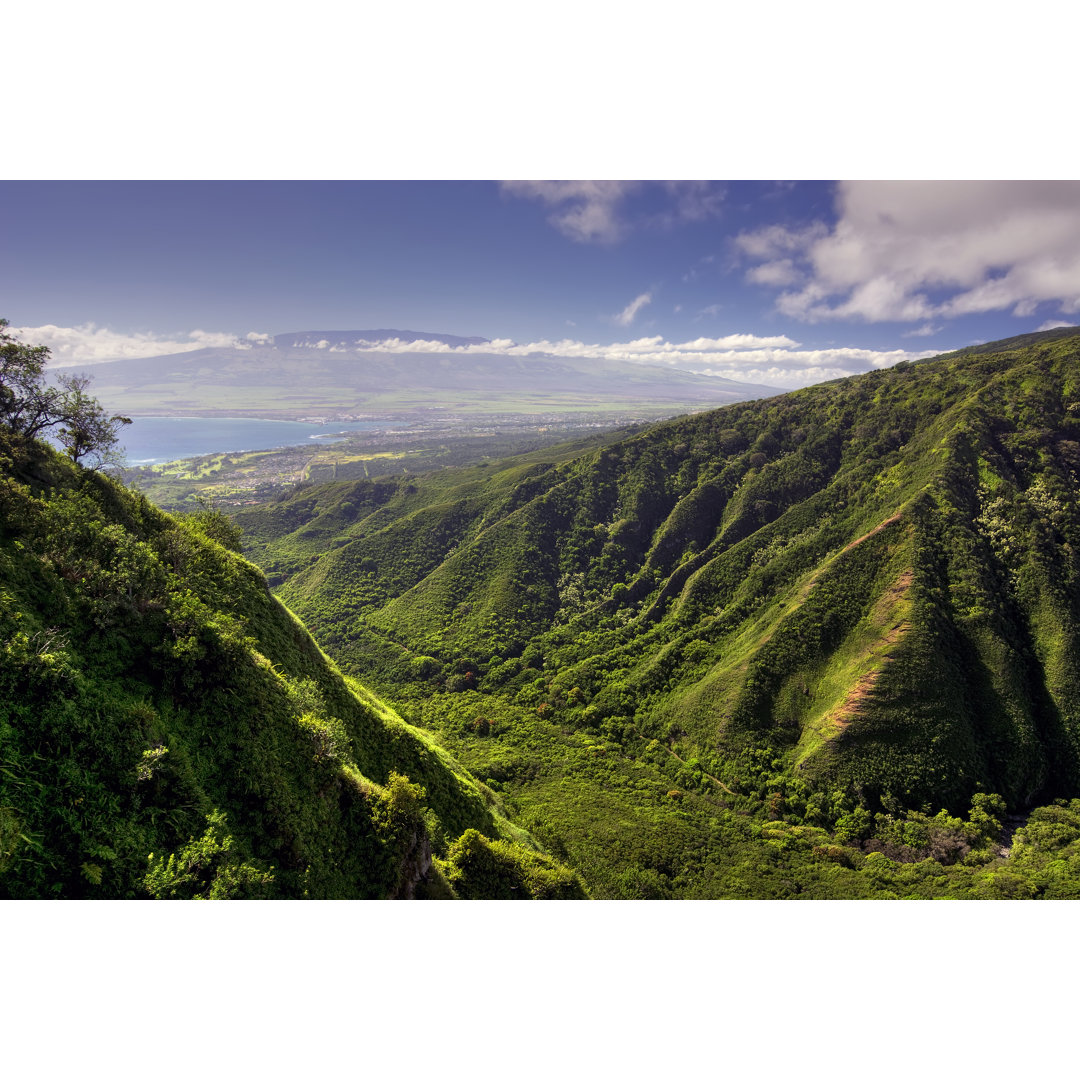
[238,331,1080,897]
[0,432,582,899]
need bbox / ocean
[118,416,385,465]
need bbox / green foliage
[144,811,274,899]
[16,322,1080,899]
[439,828,587,899]
[0,418,575,898]
[834,808,873,845]
[235,329,1080,898]
[373,771,426,832]
[182,497,244,552]
[52,373,132,470]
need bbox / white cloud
[746,259,801,287]
[734,223,828,261]
[188,329,243,348]
[14,323,270,365]
[311,331,920,388]
[738,181,1080,323]
[501,180,724,244]
[679,345,936,387]
[902,323,942,338]
[17,323,933,390]
[501,180,639,243]
[1037,320,1076,332]
[358,336,492,353]
[614,292,653,326]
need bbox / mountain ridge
[272,329,492,349]
[0,426,585,898]
[228,328,1080,896]
[12,325,1080,897]
[53,330,783,420]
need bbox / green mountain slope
[237,331,1080,897]
[0,429,583,899]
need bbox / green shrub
[144,811,275,899]
[438,829,587,899]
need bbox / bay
[117,415,385,465]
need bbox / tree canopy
[0,319,130,467]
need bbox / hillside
[235,330,1080,897]
[55,330,781,419]
[0,428,584,899]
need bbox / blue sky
[4,180,1079,388]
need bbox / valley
[7,323,1080,898]
[226,329,1080,897]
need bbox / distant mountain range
[59,329,784,419]
[272,329,492,349]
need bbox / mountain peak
[273,330,491,350]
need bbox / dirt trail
[665,744,738,796]
[629,726,737,796]
[840,512,903,555]
[795,513,906,608]
[829,618,912,732]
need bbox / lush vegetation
[238,329,1080,897]
[0,326,583,899]
[11,322,1080,898]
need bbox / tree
[0,319,131,469]
[53,373,131,469]
[0,318,62,436]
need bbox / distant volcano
[272,330,492,349]
[58,328,783,418]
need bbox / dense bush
[0,419,581,898]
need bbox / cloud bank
[737,181,1080,323]
[285,331,933,388]
[17,323,270,365]
[20,322,941,389]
